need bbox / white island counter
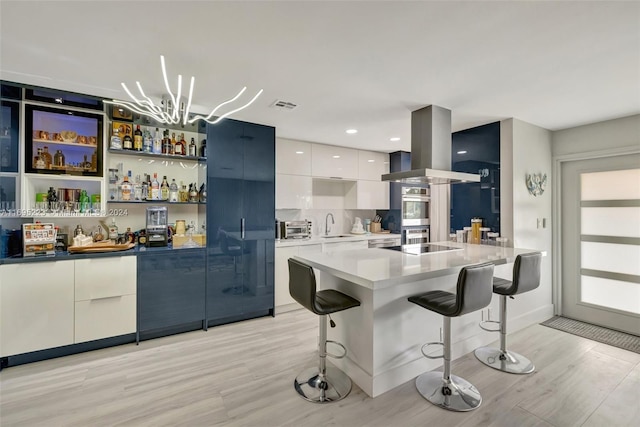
[294,242,550,397]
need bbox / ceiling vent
[270,100,298,110]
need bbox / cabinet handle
[241,218,245,239]
[90,295,122,302]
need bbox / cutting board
[373,230,391,234]
[68,242,135,253]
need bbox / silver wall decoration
[526,173,547,196]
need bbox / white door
[561,154,640,335]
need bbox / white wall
[500,118,553,319]
[552,114,640,157]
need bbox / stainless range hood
[381,105,480,184]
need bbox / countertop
[294,242,541,290]
[276,233,400,248]
[0,244,205,265]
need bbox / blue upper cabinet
[450,122,501,234]
[0,93,20,211]
[206,119,275,324]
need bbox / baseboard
[274,302,302,315]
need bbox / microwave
[278,220,311,239]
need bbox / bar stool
[288,258,361,403]
[475,252,542,374]
[408,262,494,411]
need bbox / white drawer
[74,294,136,343]
[74,256,136,301]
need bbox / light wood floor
[1,309,639,427]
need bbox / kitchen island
[294,242,550,397]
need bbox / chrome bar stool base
[474,347,534,374]
[416,371,482,412]
[294,366,352,403]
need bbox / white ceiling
[1,1,638,153]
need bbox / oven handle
[402,196,430,202]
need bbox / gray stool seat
[288,258,360,403]
[408,262,494,412]
[314,290,360,315]
[475,252,542,374]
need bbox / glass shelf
[108,149,205,162]
[107,200,205,205]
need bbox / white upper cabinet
[276,174,313,209]
[358,150,389,181]
[311,144,358,180]
[276,138,312,176]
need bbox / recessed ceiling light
[295,151,304,154]
[333,155,341,159]
[457,150,467,154]
[390,137,400,141]
[346,129,358,134]
[367,159,375,163]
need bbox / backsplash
[276,209,377,237]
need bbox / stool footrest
[421,341,444,359]
[479,320,500,333]
[326,340,347,359]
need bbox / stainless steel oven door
[402,227,430,246]
[401,195,430,227]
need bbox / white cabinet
[74,257,137,343]
[274,244,322,313]
[276,139,312,175]
[276,174,313,209]
[322,240,369,252]
[358,150,389,181]
[274,246,299,308]
[311,144,358,180]
[346,180,390,210]
[0,261,75,357]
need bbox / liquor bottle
[53,149,65,167]
[110,129,122,150]
[162,130,171,154]
[79,189,90,213]
[169,178,179,202]
[108,218,119,241]
[91,150,97,171]
[133,174,143,201]
[122,128,133,150]
[133,125,143,151]
[153,128,162,154]
[41,146,53,169]
[121,171,132,201]
[188,137,197,157]
[170,132,177,155]
[47,186,58,210]
[141,174,149,200]
[151,173,160,200]
[200,139,207,157]
[143,129,153,153]
[179,181,189,202]
[199,182,207,203]
[125,227,135,244]
[161,175,169,200]
[189,182,199,202]
[174,133,185,155]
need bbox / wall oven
[401,187,430,227]
[402,227,430,247]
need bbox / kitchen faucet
[325,213,335,236]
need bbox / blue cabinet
[1,96,20,213]
[206,119,275,325]
[137,249,206,338]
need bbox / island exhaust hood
[381,105,480,184]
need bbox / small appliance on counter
[22,222,56,257]
[146,206,168,247]
[279,220,311,239]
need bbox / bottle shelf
[107,200,205,205]
[108,149,205,162]
[33,138,98,148]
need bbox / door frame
[552,145,640,317]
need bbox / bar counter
[294,242,548,397]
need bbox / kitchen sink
[321,235,353,239]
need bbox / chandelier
[104,55,263,126]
